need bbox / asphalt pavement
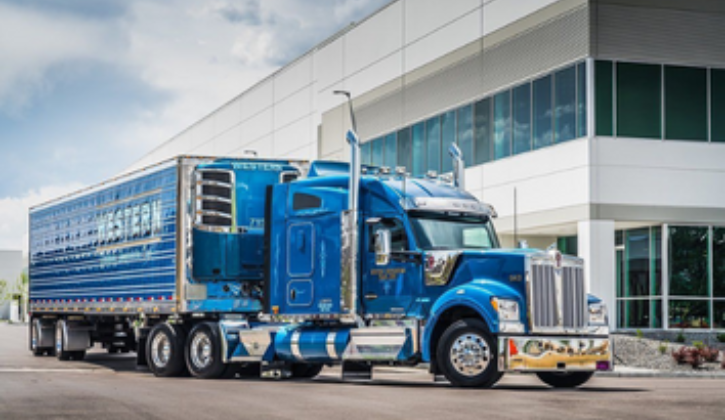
[1,322,723,420]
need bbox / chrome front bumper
[498,336,612,372]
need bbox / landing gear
[536,372,594,388]
[437,318,502,388]
[146,323,188,377]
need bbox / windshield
[409,213,498,251]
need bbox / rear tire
[185,322,227,379]
[55,320,72,361]
[291,363,324,379]
[436,318,501,388]
[146,323,188,377]
[536,372,594,388]
[30,318,49,356]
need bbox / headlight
[588,303,608,326]
[492,298,520,322]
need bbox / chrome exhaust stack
[449,143,465,190]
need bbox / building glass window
[457,105,473,164]
[371,137,384,167]
[712,69,725,143]
[426,117,441,173]
[474,98,492,164]
[618,300,650,329]
[361,142,371,165]
[625,229,650,297]
[384,133,397,169]
[554,65,576,143]
[494,91,511,159]
[617,63,662,139]
[513,83,532,155]
[595,61,614,136]
[441,111,456,173]
[714,301,725,329]
[652,226,662,296]
[669,300,710,329]
[411,122,426,177]
[397,127,411,171]
[665,66,708,141]
[533,75,553,149]
[669,226,709,297]
[577,62,587,138]
[714,227,725,297]
[557,235,577,256]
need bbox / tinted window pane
[669,226,709,296]
[617,300,650,329]
[712,69,725,142]
[411,123,426,177]
[361,142,372,165]
[669,300,710,329]
[714,228,725,297]
[371,138,384,167]
[383,133,397,168]
[441,111,455,173]
[397,128,411,171]
[457,105,473,165]
[625,228,650,297]
[652,226,662,296]
[533,75,553,149]
[513,83,531,155]
[557,235,578,256]
[426,117,441,173]
[596,61,614,136]
[494,91,511,159]
[577,62,587,137]
[651,299,662,329]
[554,66,576,143]
[474,98,492,164]
[714,301,725,329]
[665,66,707,141]
[617,63,661,139]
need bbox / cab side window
[368,218,408,252]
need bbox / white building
[130,0,725,332]
[0,250,25,320]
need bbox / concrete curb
[597,370,725,379]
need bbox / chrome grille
[529,254,587,333]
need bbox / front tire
[436,318,501,388]
[536,372,594,388]
[146,323,188,377]
[185,322,227,379]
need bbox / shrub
[636,329,644,339]
[717,333,725,343]
[701,347,720,363]
[658,341,669,355]
[672,347,689,364]
[693,340,705,350]
[675,331,686,343]
[687,349,703,369]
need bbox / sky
[0,0,391,254]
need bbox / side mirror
[374,229,391,266]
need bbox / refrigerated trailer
[28,137,612,388]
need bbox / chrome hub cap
[151,334,171,368]
[450,333,490,377]
[190,332,213,369]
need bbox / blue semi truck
[28,132,611,388]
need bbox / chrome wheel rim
[190,332,213,369]
[55,322,63,353]
[449,333,490,377]
[151,333,171,368]
[31,321,39,350]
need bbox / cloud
[0,182,85,253]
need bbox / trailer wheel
[185,322,227,379]
[536,372,594,388]
[30,318,50,356]
[436,318,501,388]
[147,323,188,377]
[291,363,324,379]
[55,320,73,361]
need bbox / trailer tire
[147,323,188,377]
[30,318,51,356]
[185,322,227,380]
[55,320,73,361]
[436,318,501,388]
[536,372,594,388]
[291,363,324,379]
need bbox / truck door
[363,218,418,315]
